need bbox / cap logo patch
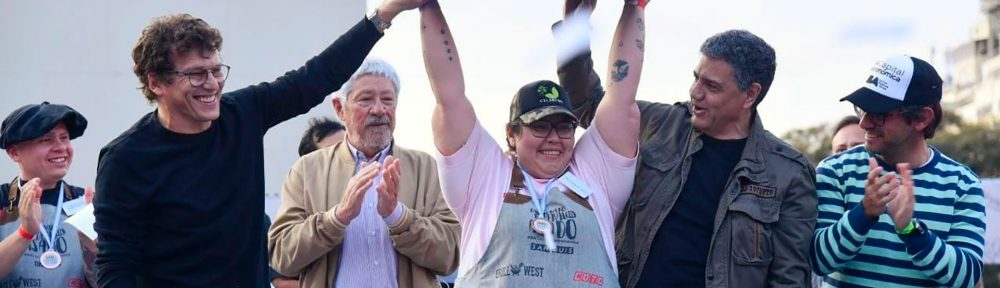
[859,56,914,101]
[867,60,905,92]
[536,85,563,103]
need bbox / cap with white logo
[840,55,942,113]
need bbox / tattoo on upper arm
[635,39,645,52]
[441,29,454,61]
[637,18,645,32]
[618,40,624,47]
[612,60,629,82]
[446,43,453,62]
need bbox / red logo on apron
[573,271,604,286]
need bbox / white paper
[62,197,86,216]
[553,8,593,67]
[64,203,97,241]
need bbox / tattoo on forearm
[637,18,645,32]
[635,39,645,52]
[612,59,629,82]
[618,40,624,47]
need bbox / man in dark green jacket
[555,2,816,287]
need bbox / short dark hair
[900,103,942,139]
[699,30,776,109]
[832,115,861,136]
[298,117,346,156]
[505,122,523,152]
[132,14,223,103]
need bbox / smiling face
[858,108,918,157]
[6,123,73,189]
[149,50,225,134]
[688,56,758,139]
[334,74,397,156]
[507,114,577,179]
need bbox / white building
[944,0,1000,123]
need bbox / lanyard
[518,167,559,219]
[19,180,64,251]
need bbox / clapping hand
[886,163,915,231]
[334,162,382,225]
[377,156,401,218]
[862,158,901,220]
[17,178,43,237]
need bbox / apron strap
[1,178,78,224]
[2,176,20,224]
[509,160,525,191]
[506,160,591,210]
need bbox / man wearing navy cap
[0,102,96,287]
[811,55,986,287]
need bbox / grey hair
[699,30,776,109]
[335,58,401,100]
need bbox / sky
[366,0,982,156]
[0,0,985,194]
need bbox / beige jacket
[268,142,460,288]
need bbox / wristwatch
[898,219,925,237]
[367,9,391,33]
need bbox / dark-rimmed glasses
[167,64,230,87]
[853,105,922,127]
[525,120,577,139]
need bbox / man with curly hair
[93,1,426,287]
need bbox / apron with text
[0,204,86,288]
[456,164,618,288]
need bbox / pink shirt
[437,121,636,278]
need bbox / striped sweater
[811,145,985,287]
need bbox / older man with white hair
[268,58,460,288]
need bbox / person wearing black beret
[0,101,96,287]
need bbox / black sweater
[93,18,381,288]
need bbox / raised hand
[334,162,382,225]
[862,157,900,220]
[625,0,650,8]
[886,163,916,231]
[377,156,402,218]
[564,0,597,18]
[377,0,428,23]
[17,178,43,236]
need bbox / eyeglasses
[167,64,230,87]
[854,106,892,127]
[524,120,577,139]
[854,105,924,127]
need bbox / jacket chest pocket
[728,192,779,266]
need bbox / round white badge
[40,250,62,269]
[530,218,553,235]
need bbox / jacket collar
[688,111,770,185]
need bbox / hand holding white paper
[65,204,98,241]
[553,7,593,67]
